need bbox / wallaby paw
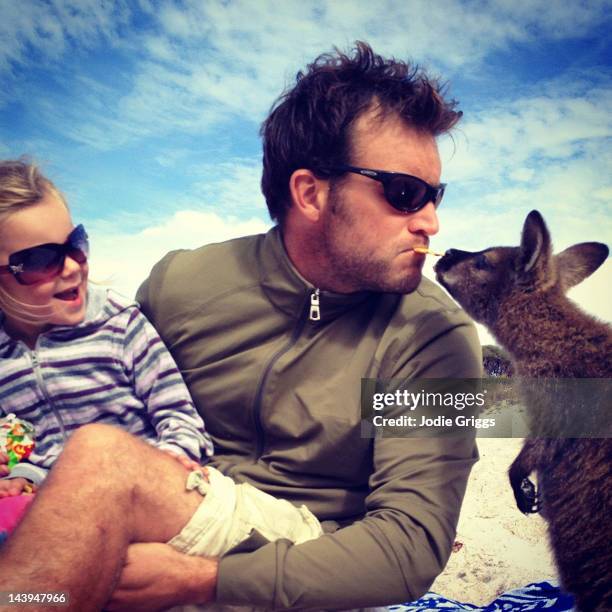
[513,477,540,514]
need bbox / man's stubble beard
[320,189,424,294]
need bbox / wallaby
[434,210,611,611]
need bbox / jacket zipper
[309,288,320,321]
[252,288,320,459]
[30,347,68,441]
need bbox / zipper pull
[309,289,321,321]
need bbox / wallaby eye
[474,254,492,271]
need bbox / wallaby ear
[518,210,552,277]
[556,242,609,291]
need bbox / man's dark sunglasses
[326,165,446,213]
[0,224,89,286]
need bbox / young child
[0,159,321,556]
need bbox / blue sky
[1,0,611,342]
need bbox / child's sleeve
[3,463,48,486]
[123,308,214,462]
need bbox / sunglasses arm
[0,264,24,275]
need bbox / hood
[0,284,136,346]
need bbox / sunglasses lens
[8,225,89,285]
[435,185,445,207]
[67,248,87,264]
[69,225,90,260]
[386,176,427,212]
[12,246,65,285]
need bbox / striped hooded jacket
[0,285,213,485]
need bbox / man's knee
[67,422,129,445]
[62,424,139,466]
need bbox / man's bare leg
[0,424,204,612]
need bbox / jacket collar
[259,226,378,322]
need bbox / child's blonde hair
[0,159,67,223]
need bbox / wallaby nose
[444,249,471,258]
[435,248,474,274]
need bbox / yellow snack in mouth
[412,246,444,256]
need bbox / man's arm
[215,321,481,609]
[105,544,217,612]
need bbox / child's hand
[0,477,37,497]
[0,452,9,477]
[163,450,209,480]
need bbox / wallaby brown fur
[435,210,611,611]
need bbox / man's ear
[288,169,328,223]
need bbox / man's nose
[407,201,439,236]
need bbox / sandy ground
[430,438,558,605]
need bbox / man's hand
[0,451,9,477]
[0,477,37,497]
[106,543,218,612]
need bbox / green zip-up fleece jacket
[136,227,482,610]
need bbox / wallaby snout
[435,246,516,327]
[435,210,609,331]
[437,248,473,267]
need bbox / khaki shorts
[167,469,384,612]
[168,466,322,558]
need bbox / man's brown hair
[260,41,462,224]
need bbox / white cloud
[0,3,62,74]
[0,0,128,74]
[188,158,266,216]
[490,0,612,38]
[120,0,611,136]
[4,0,610,145]
[441,86,612,183]
[88,209,270,298]
[154,148,193,168]
[508,167,536,182]
[437,81,612,259]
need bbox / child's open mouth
[54,287,80,301]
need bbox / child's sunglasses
[0,225,89,286]
[326,165,446,213]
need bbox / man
[0,42,481,611]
